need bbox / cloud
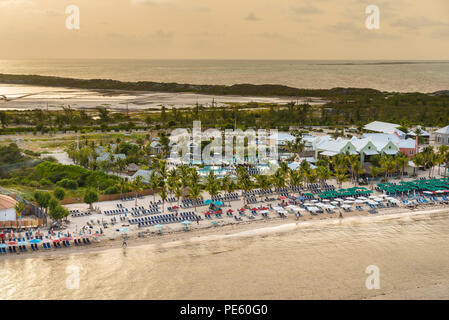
[325,21,400,41]
[291,2,323,15]
[244,12,262,21]
[131,0,170,5]
[0,0,33,7]
[391,16,448,30]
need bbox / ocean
[1,210,449,299]
[1,59,449,93]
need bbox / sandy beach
[1,204,449,300]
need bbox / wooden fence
[60,189,155,205]
[0,219,45,229]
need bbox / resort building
[96,152,126,163]
[406,125,430,144]
[0,194,17,222]
[363,121,406,138]
[435,125,449,145]
[314,133,416,164]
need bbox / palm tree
[335,168,349,188]
[159,185,168,212]
[178,165,190,196]
[368,166,384,190]
[205,171,220,199]
[316,165,331,186]
[149,171,161,202]
[289,169,303,187]
[188,182,202,212]
[132,176,144,206]
[119,177,129,199]
[412,153,425,174]
[221,175,237,206]
[305,169,318,185]
[174,182,183,206]
[438,145,449,177]
[271,168,286,190]
[395,153,409,180]
[255,174,271,201]
[285,135,305,161]
[379,155,396,182]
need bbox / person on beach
[196,216,199,224]
[339,211,343,218]
[122,236,128,248]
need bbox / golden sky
[0,0,448,59]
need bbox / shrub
[56,178,78,190]
[104,185,120,195]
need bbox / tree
[205,171,220,199]
[289,169,303,187]
[335,168,349,188]
[368,166,384,190]
[84,189,99,210]
[15,201,26,218]
[133,175,145,205]
[379,155,396,182]
[188,182,202,211]
[271,168,286,190]
[53,187,66,200]
[316,165,331,185]
[395,153,409,181]
[160,185,168,212]
[49,204,69,222]
[34,191,51,215]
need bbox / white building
[435,125,449,145]
[0,195,17,222]
[363,121,406,138]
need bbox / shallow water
[1,59,449,93]
[1,210,449,300]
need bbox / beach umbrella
[330,201,339,205]
[153,224,164,229]
[29,238,42,244]
[0,244,7,248]
[335,198,344,202]
[211,221,219,226]
[325,204,336,210]
[181,220,191,225]
[307,207,319,212]
[7,241,17,245]
[204,199,213,205]
[251,207,258,211]
[341,204,352,209]
[279,196,287,200]
[238,208,245,212]
[118,228,129,233]
[346,197,356,201]
[226,209,234,213]
[322,199,330,202]
[171,206,179,210]
[344,200,354,204]
[213,201,224,206]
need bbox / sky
[0,0,448,60]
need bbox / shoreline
[2,204,448,262]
